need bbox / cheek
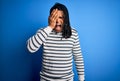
[60,19,64,24]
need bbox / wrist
[44,26,53,35]
[48,25,54,29]
[79,75,85,81]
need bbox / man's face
[53,10,64,32]
[55,10,64,32]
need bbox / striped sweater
[27,26,85,81]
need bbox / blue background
[1,0,120,81]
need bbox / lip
[56,25,62,27]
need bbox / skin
[48,9,64,32]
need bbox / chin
[54,25,63,32]
[55,30,62,32]
[55,28,62,32]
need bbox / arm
[72,31,85,81]
[27,26,52,53]
[27,9,58,53]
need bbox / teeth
[58,25,61,26]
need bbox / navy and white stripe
[27,26,85,81]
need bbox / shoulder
[71,27,78,35]
[36,26,49,33]
[36,27,44,33]
[37,26,45,31]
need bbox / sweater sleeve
[72,30,85,81]
[27,26,52,53]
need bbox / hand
[48,9,58,29]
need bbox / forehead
[57,10,64,16]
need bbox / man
[27,3,85,81]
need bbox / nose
[56,18,58,24]
[56,18,61,24]
[56,18,59,22]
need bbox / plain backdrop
[1,0,120,81]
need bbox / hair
[50,3,72,38]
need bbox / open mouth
[54,24,63,32]
[55,24,62,28]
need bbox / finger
[51,9,58,18]
[49,14,57,23]
[51,9,56,15]
[52,12,58,21]
[51,9,58,20]
[51,9,58,15]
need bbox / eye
[59,16,64,19]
